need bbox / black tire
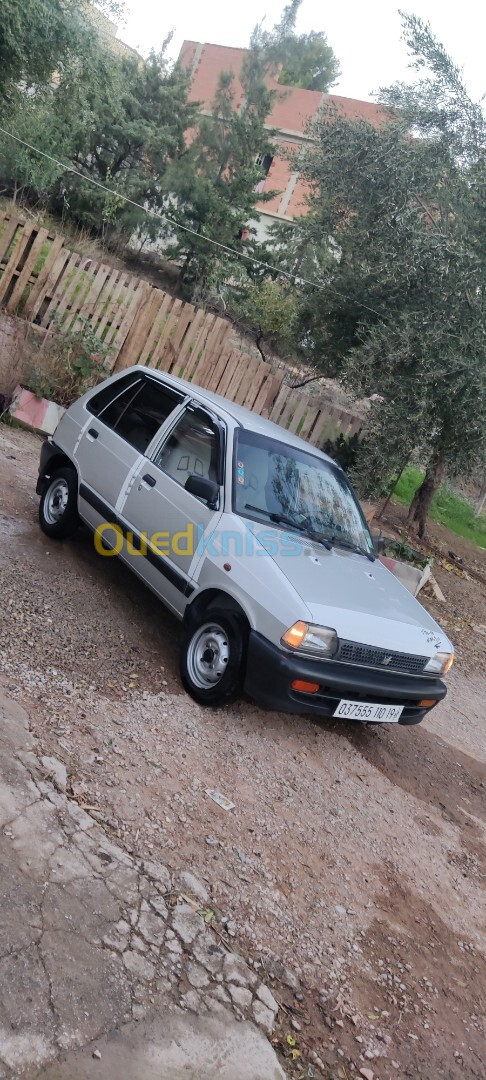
[39,466,79,539]
[180,609,247,707]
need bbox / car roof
[122,365,338,466]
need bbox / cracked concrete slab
[35,1007,286,1080]
[0,690,284,1079]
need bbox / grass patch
[394,466,486,549]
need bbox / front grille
[336,640,428,675]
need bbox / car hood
[249,526,452,657]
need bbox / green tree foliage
[0,1,121,108]
[0,88,69,200]
[163,41,277,298]
[290,13,486,536]
[233,278,298,358]
[55,47,195,241]
[278,31,341,92]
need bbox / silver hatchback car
[36,365,453,723]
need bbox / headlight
[424,651,454,675]
[281,621,338,657]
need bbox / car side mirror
[184,474,219,509]
[372,534,385,555]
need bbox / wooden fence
[0,212,363,446]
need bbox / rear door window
[87,373,142,417]
[95,377,184,454]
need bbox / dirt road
[1,425,484,1079]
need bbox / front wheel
[180,611,247,707]
[39,466,79,539]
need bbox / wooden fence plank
[0,217,21,263]
[184,316,219,384]
[66,261,106,333]
[285,395,308,435]
[278,388,302,430]
[299,405,321,441]
[251,366,274,414]
[115,284,155,368]
[233,354,260,406]
[154,298,183,370]
[22,235,65,319]
[217,351,242,398]
[86,267,120,334]
[268,384,291,423]
[110,282,147,368]
[224,356,247,402]
[39,250,79,326]
[139,291,172,366]
[130,289,167,365]
[53,257,95,328]
[103,276,133,346]
[206,348,232,393]
[0,222,36,304]
[192,336,225,389]
[169,303,196,377]
[176,307,207,376]
[260,372,285,416]
[241,360,270,411]
[95,271,125,340]
[81,265,111,326]
[348,416,363,438]
[5,227,49,313]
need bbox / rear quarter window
[87,373,142,416]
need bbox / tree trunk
[475,478,486,517]
[377,456,412,521]
[407,450,446,539]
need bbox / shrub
[25,317,111,407]
[322,432,362,472]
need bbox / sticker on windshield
[237,463,245,485]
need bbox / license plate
[333,700,403,722]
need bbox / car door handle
[139,473,156,490]
[87,428,99,440]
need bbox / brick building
[179,41,386,241]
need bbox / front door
[119,403,225,615]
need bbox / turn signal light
[291,679,320,694]
[282,621,308,648]
[418,699,437,708]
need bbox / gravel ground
[0,425,485,1080]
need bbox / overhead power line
[0,124,383,316]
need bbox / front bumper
[244,631,446,725]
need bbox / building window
[255,153,273,176]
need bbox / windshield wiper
[330,535,375,561]
[244,505,332,550]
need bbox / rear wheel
[180,610,247,707]
[39,466,79,539]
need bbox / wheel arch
[183,588,252,633]
[37,442,78,495]
[46,451,76,476]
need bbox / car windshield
[233,429,374,555]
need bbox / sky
[118,1,486,104]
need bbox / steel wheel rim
[44,478,69,525]
[186,622,230,690]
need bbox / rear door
[76,374,185,528]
